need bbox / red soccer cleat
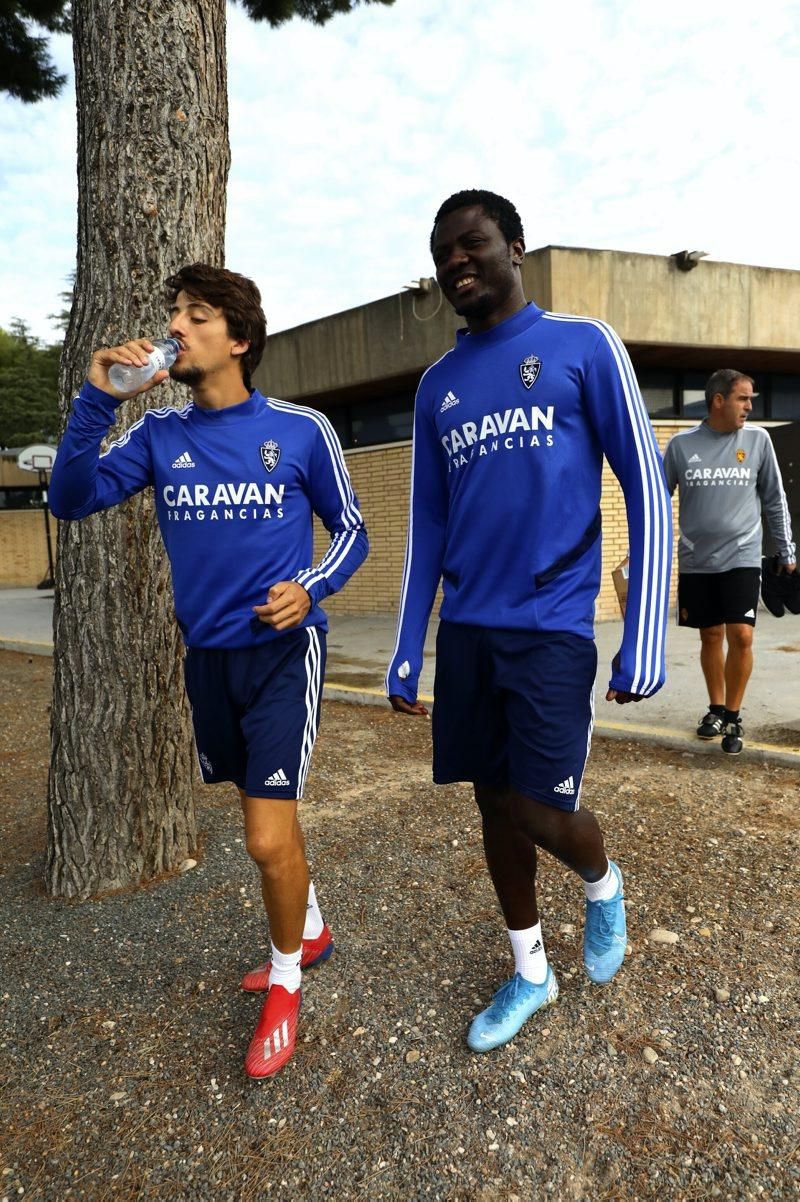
[241,924,334,992]
[245,985,302,1079]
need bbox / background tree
[2,0,393,900]
[0,321,61,447]
[47,271,76,334]
[0,2,71,102]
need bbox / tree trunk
[47,0,230,899]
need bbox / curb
[589,717,800,769]
[0,638,53,657]
[323,681,800,768]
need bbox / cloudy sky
[1,0,798,343]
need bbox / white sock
[268,943,301,993]
[303,880,324,940]
[508,922,548,985]
[584,861,617,902]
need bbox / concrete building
[253,246,800,620]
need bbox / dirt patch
[1,650,798,1200]
[751,723,800,749]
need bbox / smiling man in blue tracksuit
[386,191,672,1052]
[49,263,368,1079]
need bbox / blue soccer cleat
[466,968,559,1053]
[583,861,627,983]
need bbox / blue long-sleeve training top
[50,382,368,648]
[386,302,672,701]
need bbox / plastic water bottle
[108,338,180,392]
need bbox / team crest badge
[736,449,746,463]
[260,439,281,472]
[519,354,541,390]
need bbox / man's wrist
[292,577,317,607]
[81,378,124,407]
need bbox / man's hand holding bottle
[89,337,179,400]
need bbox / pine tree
[0,2,71,102]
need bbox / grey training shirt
[662,421,795,573]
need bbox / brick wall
[313,442,418,616]
[317,422,684,622]
[595,421,681,620]
[0,510,55,587]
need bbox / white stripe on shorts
[574,682,596,811]
[297,627,322,798]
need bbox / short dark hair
[430,190,525,252]
[164,263,267,389]
[704,369,754,411]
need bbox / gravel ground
[1,648,798,1201]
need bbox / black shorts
[183,627,326,799]
[677,569,761,629]
[431,622,597,813]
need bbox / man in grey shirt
[663,369,796,754]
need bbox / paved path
[2,587,799,763]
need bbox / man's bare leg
[240,791,310,1078]
[240,790,308,953]
[724,622,754,712]
[467,782,624,1052]
[476,782,607,930]
[699,624,725,706]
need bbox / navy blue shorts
[432,622,597,812]
[183,627,326,799]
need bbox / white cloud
[1,0,799,342]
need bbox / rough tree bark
[47,0,230,899]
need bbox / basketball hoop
[17,444,57,473]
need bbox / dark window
[748,383,765,420]
[350,395,414,448]
[771,375,800,421]
[0,486,43,510]
[680,372,708,420]
[323,406,351,449]
[637,369,676,418]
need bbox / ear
[231,339,250,359]
[510,237,526,266]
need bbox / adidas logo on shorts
[554,775,575,795]
[172,451,196,469]
[264,768,290,787]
